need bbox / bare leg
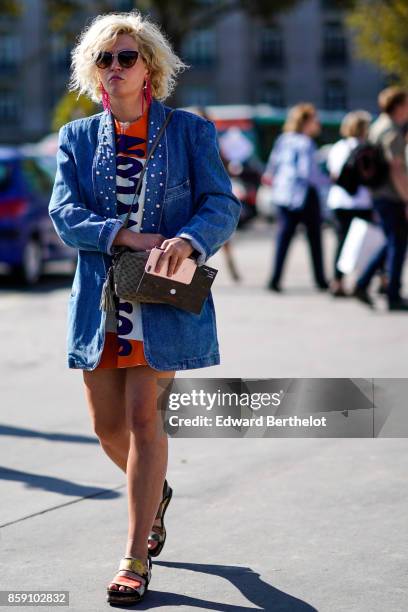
[83,365,169,551]
[114,365,175,592]
[223,241,241,282]
[82,368,129,472]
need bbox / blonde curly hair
[69,10,188,103]
[283,103,317,133]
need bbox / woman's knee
[126,408,162,441]
[93,416,128,445]
[124,367,175,439]
[83,369,127,443]
[125,393,167,442]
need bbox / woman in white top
[327,111,373,296]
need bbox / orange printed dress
[97,108,150,369]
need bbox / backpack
[335,143,389,196]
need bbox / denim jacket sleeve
[175,119,241,266]
[48,124,124,254]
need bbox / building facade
[0,0,387,144]
[180,0,386,111]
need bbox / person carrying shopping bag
[326,110,374,297]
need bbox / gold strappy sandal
[147,478,173,557]
[106,556,152,606]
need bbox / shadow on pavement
[135,561,318,611]
[0,271,73,294]
[0,423,98,445]
[0,466,121,501]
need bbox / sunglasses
[95,49,140,69]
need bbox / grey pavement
[1,220,408,612]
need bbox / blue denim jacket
[48,99,241,371]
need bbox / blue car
[0,146,76,285]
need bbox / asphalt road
[1,220,407,611]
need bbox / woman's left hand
[154,237,194,276]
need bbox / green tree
[52,92,98,131]
[347,0,408,85]
[0,0,20,14]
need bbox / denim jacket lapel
[93,110,116,218]
[141,99,169,233]
[93,99,170,232]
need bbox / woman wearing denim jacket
[263,103,328,292]
[48,10,240,606]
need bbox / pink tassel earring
[99,82,111,112]
[145,77,152,106]
[142,77,152,115]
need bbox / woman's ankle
[125,546,149,562]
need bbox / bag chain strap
[100,108,176,311]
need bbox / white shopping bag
[256,184,276,218]
[337,218,386,275]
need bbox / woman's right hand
[112,228,165,251]
[261,172,273,186]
